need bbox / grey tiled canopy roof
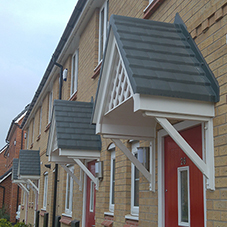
[51,99,101,151]
[12,159,19,180]
[106,14,219,102]
[18,150,40,176]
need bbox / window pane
[134,167,139,206]
[90,181,94,212]
[111,159,115,204]
[181,170,188,222]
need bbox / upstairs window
[99,0,109,62]
[65,166,74,215]
[39,106,42,135]
[26,128,29,149]
[48,91,53,124]
[71,49,79,96]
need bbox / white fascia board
[13,179,26,184]
[0,172,12,183]
[20,175,40,180]
[93,30,115,124]
[134,94,215,118]
[59,148,100,160]
[99,123,156,140]
[48,154,75,164]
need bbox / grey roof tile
[18,150,40,176]
[108,14,219,102]
[52,100,101,151]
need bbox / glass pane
[90,181,94,212]
[66,174,70,209]
[134,166,139,206]
[112,159,115,204]
[181,170,188,222]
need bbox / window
[98,0,109,62]
[178,166,190,226]
[48,91,53,123]
[43,173,48,209]
[32,119,35,143]
[39,106,42,135]
[65,166,74,215]
[26,128,29,149]
[71,49,79,95]
[131,142,139,216]
[108,143,115,212]
[90,181,95,212]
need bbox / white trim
[98,0,108,62]
[125,214,139,221]
[143,0,154,12]
[61,164,82,190]
[65,166,74,215]
[27,179,39,193]
[0,172,12,183]
[112,139,155,191]
[158,121,207,227]
[131,142,139,216]
[74,159,99,190]
[156,117,209,178]
[177,166,190,227]
[104,211,114,216]
[71,49,79,96]
[43,174,48,209]
[109,149,115,212]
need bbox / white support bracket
[156,117,215,189]
[74,159,99,190]
[60,164,82,191]
[27,179,39,193]
[112,138,155,192]
[18,183,29,194]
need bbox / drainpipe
[52,61,65,227]
[0,185,5,207]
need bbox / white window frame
[98,0,109,62]
[65,166,74,215]
[131,142,139,216]
[32,119,35,143]
[39,106,42,135]
[48,91,53,123]
[109,144,115,212]
[43,173,48,209]
[89,181,95,212]
[178,166,190,227]
[71,49,79,96]
[26,128,29,149]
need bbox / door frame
[157,120,207,227]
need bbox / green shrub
[14,222,31,227]
[0,219,11,227]
[0,205,10,221]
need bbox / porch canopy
[46,100,102,189]
[12,158,30,194]
[92,14,219,191]
[17,150,40,193]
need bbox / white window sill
[125,214,139,221]
[104,212,114,216]
[62,213,72,218]
[41,208,46,211]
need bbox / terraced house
[13,0,227,226]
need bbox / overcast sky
[0,0,77,148]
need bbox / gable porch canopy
[46,100,102,189]
[92,14,219,190]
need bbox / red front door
[85,161,96,227]
[164,125,204,227]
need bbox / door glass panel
[178,166,190,226]
[90,181,94,212]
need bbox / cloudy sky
[0,0,77,148]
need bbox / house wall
[19,0,227,227]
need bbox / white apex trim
[0,172,12,183]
